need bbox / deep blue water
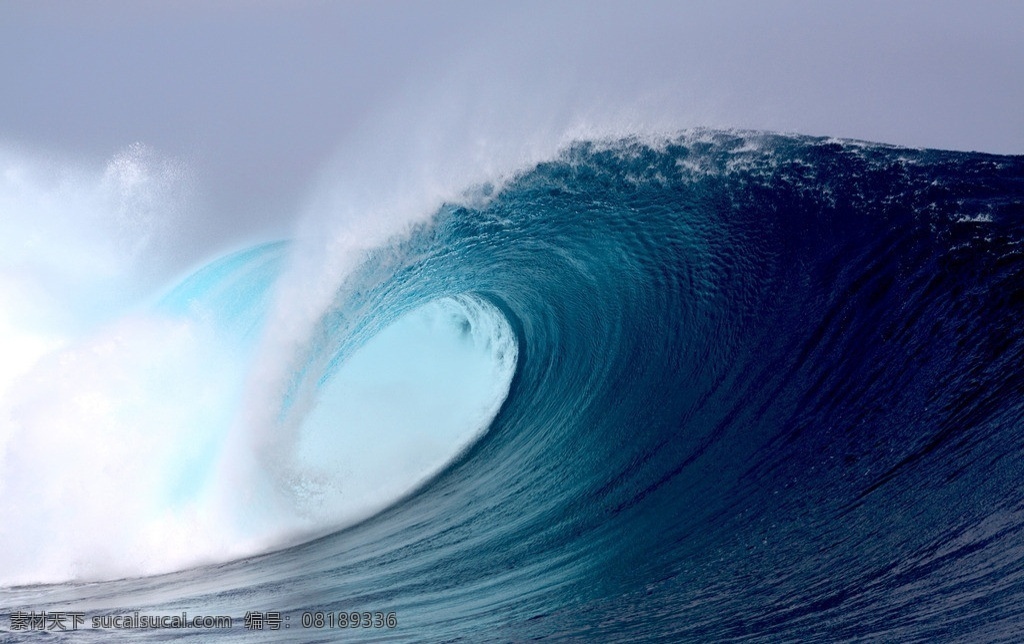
[3,130,1024,642]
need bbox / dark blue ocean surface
[3,131,1024,641]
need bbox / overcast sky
[2,1,1022,241]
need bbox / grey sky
[2,1,1022,243]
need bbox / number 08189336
[300,611,397,629]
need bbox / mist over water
[0,56,579,581]
[0,144,518,585]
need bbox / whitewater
[2,130,1024,641]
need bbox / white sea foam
[0,143,519,585]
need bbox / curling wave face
[3,131,1024,642]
